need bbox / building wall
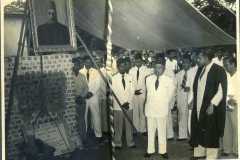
[4,15,28,57]
[5,54,81,159]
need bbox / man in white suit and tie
[112,56,136,148]
[79,56,103,142]
[144,54,176,159]
[129,53,152,134]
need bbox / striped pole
[105,0,115,160]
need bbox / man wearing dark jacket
[190,49,227,159]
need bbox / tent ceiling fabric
[74,0,235,50]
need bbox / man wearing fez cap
[37,0,70,45]
[144,54,176,159]
[190,48,227,159]
[129,53,152,135]
[112,56,136,148]
[72,56,89,147]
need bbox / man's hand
[75,96,84,105]
[206,103,214,115]
[228,98,237,107]
[135,89,143,95]
[122,102,130,110]
[184,87,190,92]
[188,100,193,110]
[85,92,93,99]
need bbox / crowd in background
[72,46,237,159]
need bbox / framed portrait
[29,0,77,53]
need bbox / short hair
[182,54,191,61]
[200,48,215,60]
[223,56,237,67]
[153,53,166,65]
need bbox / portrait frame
[29,0,77,53]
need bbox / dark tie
[137,68,140,82]
[87,69,90,82]
[181,71,187,89]
[122,74,126,90]
[155,76,159,90]
[199,67,206,80]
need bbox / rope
[105,0,116,160]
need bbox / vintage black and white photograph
[29,0,77,52]
[2,0,239,160]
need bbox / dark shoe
[159,153,168,159]
[167,138,174,141]
[142,132,148,136]
[96,137,104,144]
[177,138,188,141]
[221,152,229,156]
[144,153,154,158]
[190,156,206,160]
[129,145,136,148]
[115,146,122,150]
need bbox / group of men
[72,47,237,159]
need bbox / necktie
[137,68,140,82]
[122,74,126,90]
[199,67,206,80]
[155,76,159,90]
[181,71,187,89]
[87,69,90,82]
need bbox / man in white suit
[112,56,136,148]
[79,56,103,142]
[144,54,176,159]
[165,50,178,140]
[175,54,192,140]
[129,53,152,134]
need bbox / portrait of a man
[29,0,76,53]
[37,1,70,45]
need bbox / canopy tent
[74,0,235,50]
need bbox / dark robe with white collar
[190,63,227,148]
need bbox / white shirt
[145,74,176,117]
[79,67,101,98]
[197,62,223,118]
[227,72,238,108]
[129,65,153,96]
[212,57,223,67]
[111,73,135,110]
[165,58,177,78]
[186,65,198,104]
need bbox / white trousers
[194,145,218,159]
[188,109,192,135]
[167,100,174,138]
[177,91,188,139]
[133,95,146,133]
[223,108,238,154]
[147,116,167,154]
[85,96,102,137]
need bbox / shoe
[129,145,136,148]
[144,153,153,158]
[221,152,229,156]
[159,153,168,159]
[96,137,104,144]
[190,156,206,160]
[177,138,188,141]
[167,138,174,141]
[115,146,122,150]
[142,132,148,136]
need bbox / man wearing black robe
[190,49,227,159]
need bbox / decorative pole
[105,0,115,160]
